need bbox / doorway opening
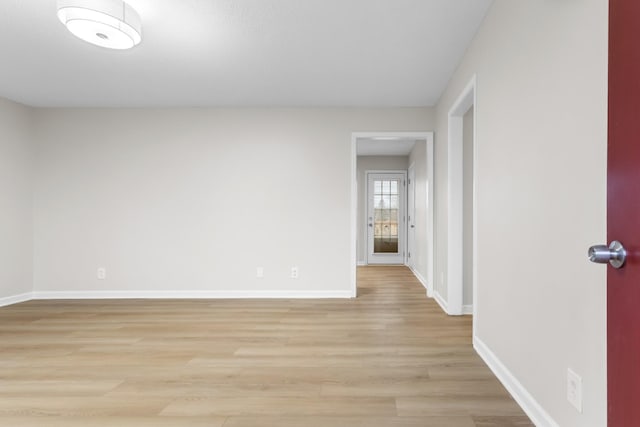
[447,75,477,319]
[350,132,434,297]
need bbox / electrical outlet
[290,266,299,279]
[256,267,264,278]
[97,267,106,280]
[567,368,583,413]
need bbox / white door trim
[447,75,477,322]
[350,132,435,298]
[407,163,416,270]
[365,170,407,265]
[426,138,434,298]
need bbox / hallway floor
[0,266,533,426]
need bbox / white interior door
[407,165,416,269]
[367,172,406,265]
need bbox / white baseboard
[0,290,354,307]
[409,266,428,292]
[0,292,32,307]
[409,267,433,297]
[357,261,366,266]
[473,336,560,427]
[31,290,353,300]
[433,290,449,314]
[462,304,473,315]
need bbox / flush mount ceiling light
[57,0,142,50]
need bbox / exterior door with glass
[366,172,406,265]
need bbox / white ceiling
[0,0,492,107]
[357,138,418,156]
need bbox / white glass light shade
[57,0,142,49]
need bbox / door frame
[407,163,416,270]
[350,132,434,298]
[447,74,477,321]
[364,170,407,265]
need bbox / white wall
[435,1,607,426]
[0,98,33,302]
[32,108,434,297]
[356,155,409,264]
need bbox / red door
[608,0,640,424]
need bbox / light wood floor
[0,266,533,426]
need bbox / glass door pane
[373,178,399,253]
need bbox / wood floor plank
[321,379,510,398]
[0,417,226,427]
[0,380,123,396]
[222,415,477,427]
[0,266,533,425]
[160,396,398,417]
[106,380,322,398]
[396,396,528,417]
[472,415,537,427]
[0,397,172,416]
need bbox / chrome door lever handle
[588,240,627,269]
